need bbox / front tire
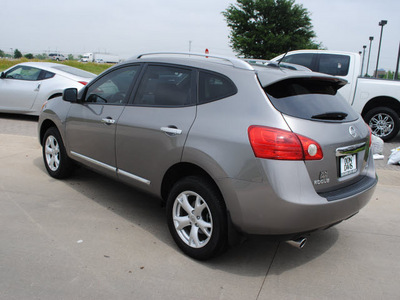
[42,127,73,179]
[166,176,228,260]
[364,107,399,141]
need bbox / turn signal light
[248,126,323,160]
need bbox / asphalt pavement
[1,113,400,300]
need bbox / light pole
[375,20,388,78]
[361,45,367,77]
[366,36,374,77]
[395,42,400,80]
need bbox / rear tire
[166,176,228,260]
[42,127,73,179]
[364,107,399,141]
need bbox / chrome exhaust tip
[286,237,307,249]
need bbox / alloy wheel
[45,135,60,171]
[368,112,395,138]
[172,191,213,248]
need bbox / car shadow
[33,156,339,276]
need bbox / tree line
[0,49,75,60]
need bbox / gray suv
[38,53,377,260]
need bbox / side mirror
[63,88,78,102]
[0,72,5,79]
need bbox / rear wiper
[311,112,348,120]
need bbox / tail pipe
[286,237,307,249]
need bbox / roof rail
[136,52,254,71]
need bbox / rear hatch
[259,75,373,195]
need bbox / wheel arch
[39,119,58,146]
[361,96,400,118]
[161,162,223,203]
[48,92,63,100]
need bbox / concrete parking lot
[1,113,400,300]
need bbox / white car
[0,62,96,115]
[49,53,67,61]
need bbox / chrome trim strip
[70,151,116,172]
[117,169,151,185]
[336,142,366,157]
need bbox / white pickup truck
[272,50,400,141]
[80,53,120,64]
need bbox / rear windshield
[51,65,95,78]
[264,78,359,122]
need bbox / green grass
[0,58,112,75]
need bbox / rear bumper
[218,159,377,235]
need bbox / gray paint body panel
[38,54,377,236]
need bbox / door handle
[101,117,116,125]
[161,126,182,135]
[34,83,41,91]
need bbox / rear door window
[133,65,193,106]
[264,77,359,122]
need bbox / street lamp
[375,20,388,78]
[361,45,367,77]
[366,36,374,77]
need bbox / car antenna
[278,48,291,66]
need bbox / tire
[42,127,73,179]
[364,107,400,141]
[166,176,228,260]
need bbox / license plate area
[339,154,357,177]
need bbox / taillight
[78,81,88,85]
[248,126,323,160]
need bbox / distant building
[374,68,386,78]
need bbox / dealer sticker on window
[340,154,357,177]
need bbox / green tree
[14,49,22,59]
[68,54,74,60]
[0,49,5,57]
[24,53,34,59]
[35,53,48,60]
[222,0,321,59]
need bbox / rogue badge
[314,171,330,185]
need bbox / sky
[1,0,399,72]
